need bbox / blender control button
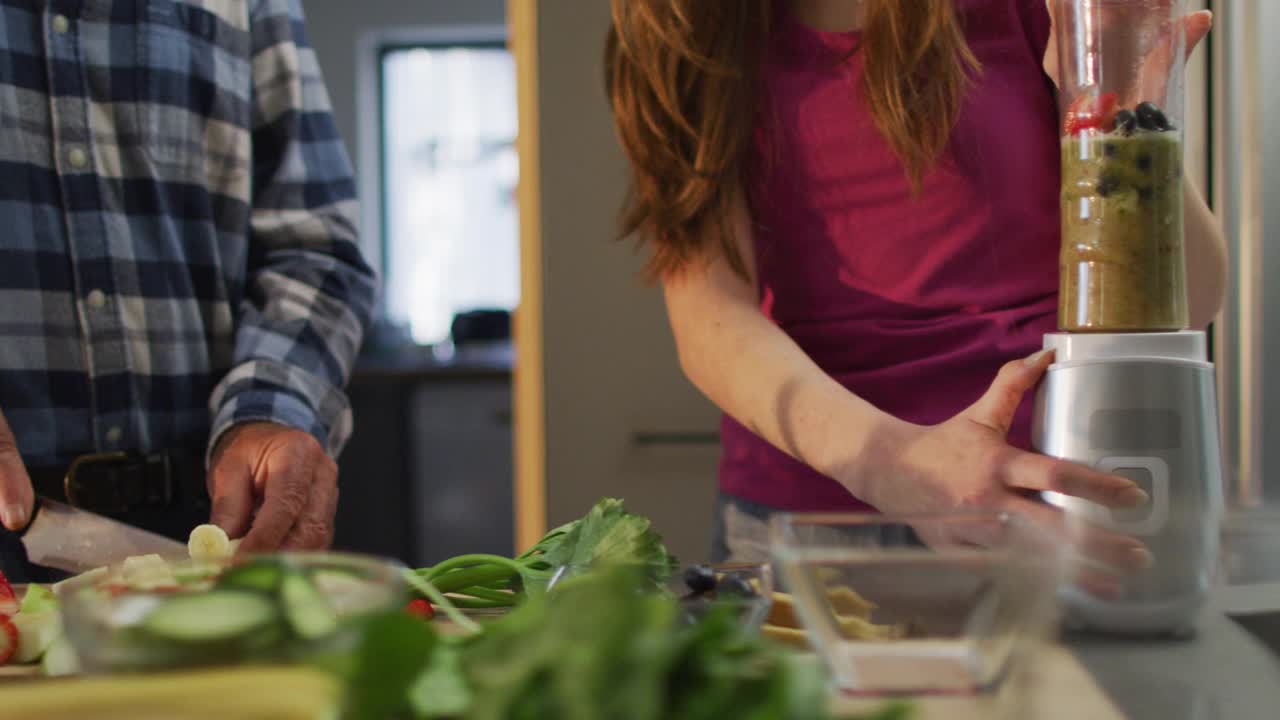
[1096,456,1170,536]
[1111,467,1155,524]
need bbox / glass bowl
[57,551,408,673]
[770,512,1062,701]
[669,562,774,633]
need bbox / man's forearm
[209,0,376,461]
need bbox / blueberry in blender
[1136,101,1171,131]
[1114,109,1138,135]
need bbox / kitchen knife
[17,497,188,574]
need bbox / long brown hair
[605,1,981,280]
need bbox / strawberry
[0,615,16,665]
[0,570,17,616]
[405,598,435,620]
[1064,91,1120,135]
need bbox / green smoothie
[1059,130,1187,332]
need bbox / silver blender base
[1058,587,1205,637]
[1032,331,1224,636]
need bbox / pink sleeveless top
[720,0,1061,511]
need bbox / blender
[1031,0,1223,635]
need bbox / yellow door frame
[509,0,546,551]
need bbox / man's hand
[208,422,339,552]
[0,409,33,531]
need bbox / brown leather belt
[26,450,211,541]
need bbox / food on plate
[0,614,16,664]
[58,553,401,672]
[121,554,180,591]
[0,569,17,615]
[762,587,907,649]
[19,584,57,615]
[0,569,64,667]
[40,634,80,677]
[187,523,237,562]
[11,612,61,664]
[675,563,772,630]
[405,598,435,620]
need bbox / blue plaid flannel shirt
[0,0,376,468]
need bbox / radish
[0,570,17,615]
[0,615,17,665]
[405,598,434,620]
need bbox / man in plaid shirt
[0,0,376,561]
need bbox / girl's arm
[662,193,1148,545]
[1184,175,1228,328]
[662,194,892,482]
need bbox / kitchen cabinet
[408,380,514,564]
[334,352,513,567]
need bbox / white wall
[530,2,723,563]
[304,0,723,561]
[302,0,508,160]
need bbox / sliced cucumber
[140,591,278,644]
[309,568,367,594]
[281,572,338,640]
[310,569,378,614]
[41,635,80,677]
[218,562,285,593]
[13,612,62,663]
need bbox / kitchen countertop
[1068,584,1280,720]
[4,584,1277,718]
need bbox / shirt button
[86,289,106,309]
[52,15,70,34]
[67,147,88,169]
[105,426,123,445]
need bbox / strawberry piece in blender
[1064,92,1120,135]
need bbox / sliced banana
[187,524,232,562]
[121,554,178,590]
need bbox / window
[372,35,519,346]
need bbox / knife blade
[18,497,188,574]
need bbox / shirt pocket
[135,0,252,185]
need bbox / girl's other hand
[851,349,1153,593]
[1043,2,1213,90]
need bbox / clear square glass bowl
[57,552,408,673]
[770,512,1061,698]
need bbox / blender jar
[1055,0,1189,332]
